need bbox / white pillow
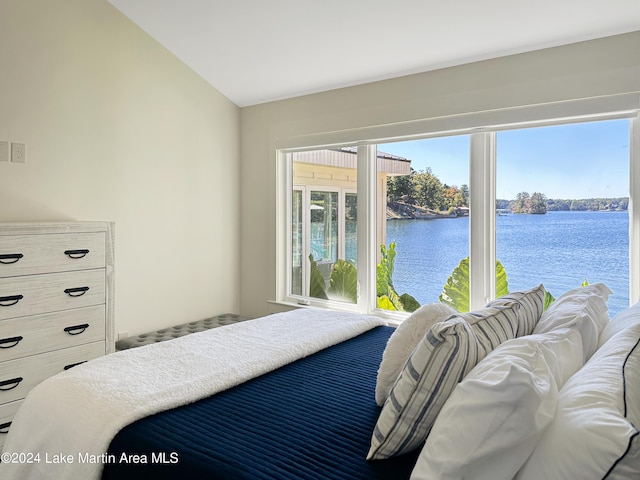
[368,286,544,460]
[533,283,611,361]
[599,300,640,348]
[411,327,584,480]
[375,303,456,406]
[517,324,640,480]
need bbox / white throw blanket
[1,309,385,480]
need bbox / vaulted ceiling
[108,0,640,107]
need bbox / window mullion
[338,190,345,261]
[469,132,496,309]
[301,187,310,296]
[279,151,293,302]
[630,114,640,305]
[357,145,377,314]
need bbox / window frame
[292,184,358,298]
[276,94,640,319]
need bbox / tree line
[388,169,628,214]
[497,194,628,213]
[387,168,469,213]
[544,197,628,211]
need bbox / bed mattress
[101,325,419,479]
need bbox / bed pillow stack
[516,322,640,479]
[409,281,614,479]
[367,284,545,460]
[410,326,585,480]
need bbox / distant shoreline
[387,209,627,219]
[387,197,629,220]
[499,196,628,213]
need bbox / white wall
[240,32,640,318]
[0,0,241,336]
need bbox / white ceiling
[108,0,640,107]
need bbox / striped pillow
[485,284,545,334]
[367,285,545,460]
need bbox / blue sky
[379,118,630,200]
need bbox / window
[290,149,360,303]
[377,136,471,312]
[495,119,630,316]
[278,101,639,318]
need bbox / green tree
[412,168,445,210]
[387,171,414,202]
[441,185,466,210]
[460,184,470,206]
[513,192,531,214]
[530,192,547,214]
[441,185,456,209]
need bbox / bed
[104,325,418,480]
[2,283,639,479]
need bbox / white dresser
[0,222,114,450]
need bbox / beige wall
[0,0,241,336]
[240,31,640,317]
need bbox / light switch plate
[11,143,25,163]
[0,141,8,162]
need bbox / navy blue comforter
[102,325,418,479]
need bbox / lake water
[386,210,629,316]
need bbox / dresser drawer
[0,341,105,404]
[0,270,105,321]
[0,305,105,362]
[0,232,105,278]
[0,399,22,451]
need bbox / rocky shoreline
[386,201,467,219]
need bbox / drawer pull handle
[0,421,11,433]
[64,249,90,259]
[64,324,89,335]
[64,361,86,370]
[0,336,23,348]
[64,287,89,297]
[0,377,23,391]
[0,253,23,264]
[0,295,23,306]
